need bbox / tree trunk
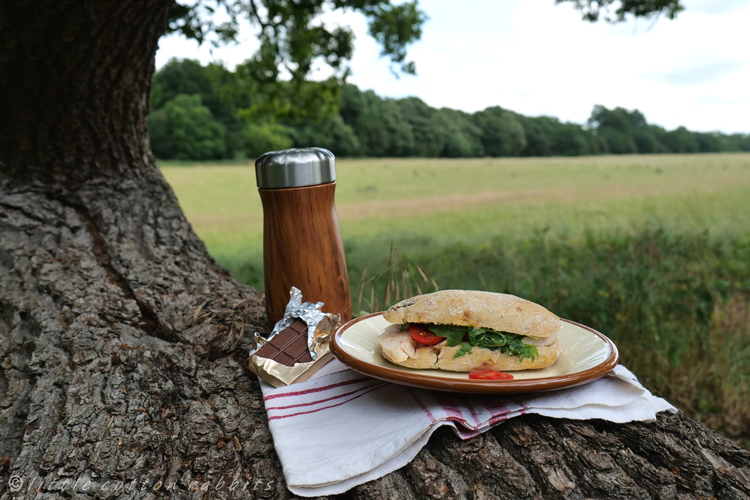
[1,2,749,500]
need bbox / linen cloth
[259,360,676,497]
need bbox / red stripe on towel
[326,368,354,376]
[487,401,527,425]
[407,389,436,424]
[266,382,384,411]
[464,400,481,427]
[267,383,388,420]
[264,376,372,401]
[435,394,468,424]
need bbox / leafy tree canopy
[157,0,689,126]
[474,107,527,157]
[147,67,750,161]
[164,0,427,122]
[243,122,294,159]
[148,0,745,161]
[556,0,683,22]
[149,93,229,160]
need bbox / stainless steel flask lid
[255,147,336,188]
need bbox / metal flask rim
[255,147,336,189]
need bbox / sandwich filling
[403,323,541,361]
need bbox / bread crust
[435,339,559,371]
[383,290,560,338]
[378,324,560,372]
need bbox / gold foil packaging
[249,288,339,387]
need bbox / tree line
[149,58,750,161]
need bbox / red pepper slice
[468,369,514,380]
[410,323,445,346]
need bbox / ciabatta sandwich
[378,290,561,372]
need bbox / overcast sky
[156,0,750,134]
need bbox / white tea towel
[260,361,675,497]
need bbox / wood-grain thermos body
[255,148,352,329]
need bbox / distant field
[163,153,750,286]
[162,153,750,447]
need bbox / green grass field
[162,153,750,447]
[164,153,750,289]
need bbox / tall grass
[349,228,750,447]
[354,241,439,316]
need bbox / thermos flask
[255,147,352,329]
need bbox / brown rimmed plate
[330,313,619,394]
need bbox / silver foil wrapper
[249,287,340,387]
[267,287,327,360]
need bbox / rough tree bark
[1,1,749,499]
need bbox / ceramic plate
[330,313,619,394]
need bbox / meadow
[162,153,750,447]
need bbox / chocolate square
[254,318,313,366]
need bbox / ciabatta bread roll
[379,290,561,372]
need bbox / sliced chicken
[378,324,441,369]
[378,324,417,362]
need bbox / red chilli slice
[468,369,514,380]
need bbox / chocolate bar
[254,318,312,366]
